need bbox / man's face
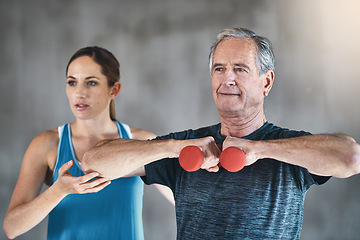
[211,37,272,119]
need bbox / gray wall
[1,0,359,239]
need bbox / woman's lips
[75,103,89,111]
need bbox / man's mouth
[219,92,240,96]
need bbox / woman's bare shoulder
[26,128,59,165]
[32,128,59,147]
[129,126,156,140]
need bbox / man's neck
[219,109,266,138]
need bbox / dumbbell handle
[179,145,246,172]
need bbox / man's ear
[263,70,274,96]
[110,82,122,99]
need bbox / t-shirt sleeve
[310,173,331,185]
[292,165,330,192]
[141,157,180,191]
[284,130,331,187]
[140,133,186,191]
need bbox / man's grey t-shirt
[142,122,330,239]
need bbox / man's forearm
[81,136,220,179]
[81,138,182,179]
[226,134,360,178]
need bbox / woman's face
[66,56,120,120]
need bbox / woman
[3,46,160,239]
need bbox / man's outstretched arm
[81,136,220,179]
[224,134,360,178]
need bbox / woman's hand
[54,160,111,196]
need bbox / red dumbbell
[178,146,204,172]
[179,145,246,172]
[219,147,246,172]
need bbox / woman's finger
[58,160,73,175]
[81,178,111,193]
[78,172,99,183]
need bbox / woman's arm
[3,130,110,239]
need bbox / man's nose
[224,70,236,86]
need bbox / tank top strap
[53,123,71,184]
[115,121,131,139]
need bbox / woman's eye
[88,81,97,86]
[67,80,76,86]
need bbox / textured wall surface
[1,0,359,239]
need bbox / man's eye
[235,68,245,72]
[214,68,223,72]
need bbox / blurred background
[1,0,359,239]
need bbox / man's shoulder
[156,123,221,140]
[252,122,311,140]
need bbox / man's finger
[205,165,220,172]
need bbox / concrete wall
[1,0,359,239]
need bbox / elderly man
[82,27,360,239]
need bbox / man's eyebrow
[212,63,224,70]
[234,63,250,70]
[212,63,250,70]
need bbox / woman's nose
[75,85,86,98]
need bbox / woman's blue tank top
[47,122,144,240]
